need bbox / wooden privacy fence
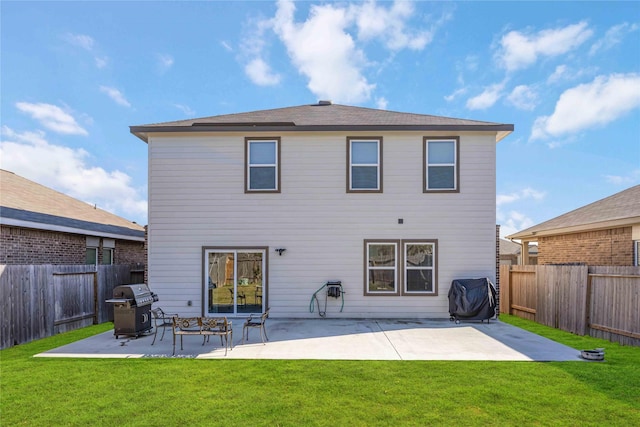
[0,264,145,349]
[500,265,640,346]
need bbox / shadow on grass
[499,314,640,410]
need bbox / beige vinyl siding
[147,132,497,318]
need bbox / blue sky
[2,1,639,237]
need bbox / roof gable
[131,102,513,142]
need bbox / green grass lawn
[1,315,639,426]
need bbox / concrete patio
[35,318,583,361]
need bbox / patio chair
[242,308,270,344]
[228,287,246,307]
[151,307,177,345]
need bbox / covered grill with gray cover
[448,278,496,323]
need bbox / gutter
[506,216,640,241]
[130,124,515,144]
[1,217,145,242]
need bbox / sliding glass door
[205,249,265,315]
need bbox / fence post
[93,271,99,325]
[499,265,511,315]
[584,273,592,336]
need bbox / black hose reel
[310,281,345,317]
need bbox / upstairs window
[245,138,280,192]
[348,137,382,192]
[424,137,459,192]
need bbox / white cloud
[547,64,568,83]
[221,41,233,52]
[245,58,281,86]
[63,33,109,69]
[507,85,538,111]
[547,64,598,85]
[16,102,88,136]
[444,87,467,102]
[174,104,195,116]
[99,86,132,108]
[497,187,546,207]
[0,126,147,223]
[498,210,536,239]
[242,0,439,103]
[590,22,639,56]
[352,0,441,51]
[496,187,545,238]
[272,0,374,103]
[63,33,95,51]
[466,82,504,110]
[496,21,593,71]
[95,56,108,69]
[157,53,174,72]
[531,73,640,140]
[376,97,388,110]
[604,169,640,186]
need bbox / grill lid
[110,284,156,306]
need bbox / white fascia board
[0,217,145,242]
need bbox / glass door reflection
[206,250,264,315]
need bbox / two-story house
[130,102,513,318]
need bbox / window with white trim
[635,240,640,266]
[424,137,459,192]
[403,240,437,295]
[86,248,97,265]
[102,238,115,265]
[364,240,398,295]
[102,248,114,265]
[86,236,99,265]
[348,137,382,192]
[245,137,280,192]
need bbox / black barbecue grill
[106,284,158,338]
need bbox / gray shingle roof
[1,170,144,238]
[1,207,144,238]
[131,102,513,142]
[507,185,640,240]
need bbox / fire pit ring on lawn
[580,349,605,361]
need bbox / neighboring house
[499,239,537,265]
[507,185,640,266]
[0,169,145,265]
[130,101,513,318]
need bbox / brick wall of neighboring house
[538,227,634,266]
[115,240,146,265]
[0,225,145,265]
[1,226,85,264]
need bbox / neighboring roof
[0,170,145,240]
[500,239,521,255]
[507,185,640,241]
[130,101,514,143]
[499,239,538,255]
